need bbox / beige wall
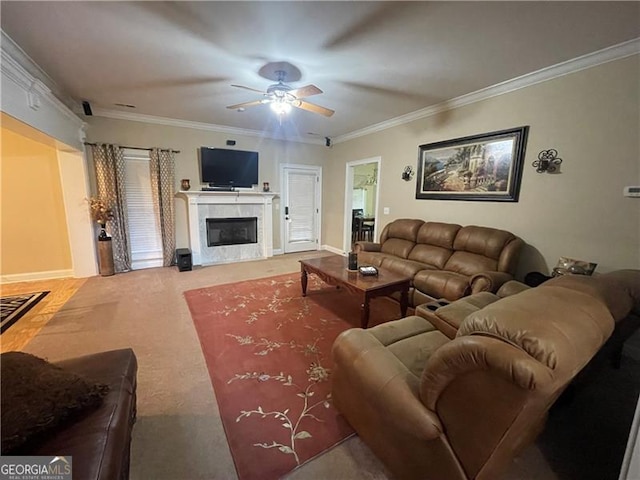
[1,126,72,275]
[84,118,329,250]
[325,56,640,276]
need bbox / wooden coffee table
[300,255,410,328]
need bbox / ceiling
[2,2,639,142]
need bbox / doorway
[280,164,322,253]
[343,157,381,253]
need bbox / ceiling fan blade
[294,100,335,117]
[289,84,323,99]
[231,84,267,94]
[226,99,265,110]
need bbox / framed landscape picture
[415,126,529,202]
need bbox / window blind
[123,149,163,270]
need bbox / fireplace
[179,190,275,266]
[206,217,258,247]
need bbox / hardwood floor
[0,277,86,352]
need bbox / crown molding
[92,108,325,146]
[1,29,82,116]
[333,38,640,145]
[1,33,84,128]
[1,30,57,91]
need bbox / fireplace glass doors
[206,217,258,247]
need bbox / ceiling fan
[226,70,335,117]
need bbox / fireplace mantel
[177,190,278,266]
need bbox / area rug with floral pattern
[184,272,406,480]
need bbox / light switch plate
[624,186,640,197]
[383,207,390,214]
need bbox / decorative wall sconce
[402,165,415,181]
[533,149,563,173]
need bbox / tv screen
[200,147,258,188]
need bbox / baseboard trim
[321,245,345,256]
[272,249,284,256]
[1,269,74,284]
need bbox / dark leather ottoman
[25,348,138,480]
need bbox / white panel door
[282,166,320,253]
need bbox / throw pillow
[1,351,109,454]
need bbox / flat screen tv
[199,147,258,188]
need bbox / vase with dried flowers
[87,197,114,239]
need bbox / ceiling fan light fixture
[227,67,332,117]
[270,100,292,115]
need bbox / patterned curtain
[149,148,176,266]
[91,144,131,272]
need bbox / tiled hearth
[178,191,277,266]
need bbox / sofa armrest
[332,328,444,441]
[353,241,381,253]
[31,349,137,480]
[470,271,514,294]
[421,336,553,409]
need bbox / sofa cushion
[414,270,471,301]
[357,251,393,268]
[444,251,497,276]
[1,351,109,453]
[416,222,461,249]
[408,244,453,269]
[408,221,459,269]
[386,328,450,378]
[381,257,436,280]
[433,292,500,334]
[381,238,416,259]
[453,225,517,260]
[443,226,521,276]
[382,219,424,243]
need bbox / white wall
[324,55,640,277]
[57,149,98,277]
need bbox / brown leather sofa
[353,219,523,306]
[18,349,137,480]
[419,270,640,342]
[331,271,639,480]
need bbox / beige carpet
[20,252,638,480]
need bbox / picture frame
[415,126,529,202]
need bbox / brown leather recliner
[418,270,640,368]
[332,275,630,479]
[354,219,523,306]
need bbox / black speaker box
[176,248,192,272]
[82,101,93,116]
